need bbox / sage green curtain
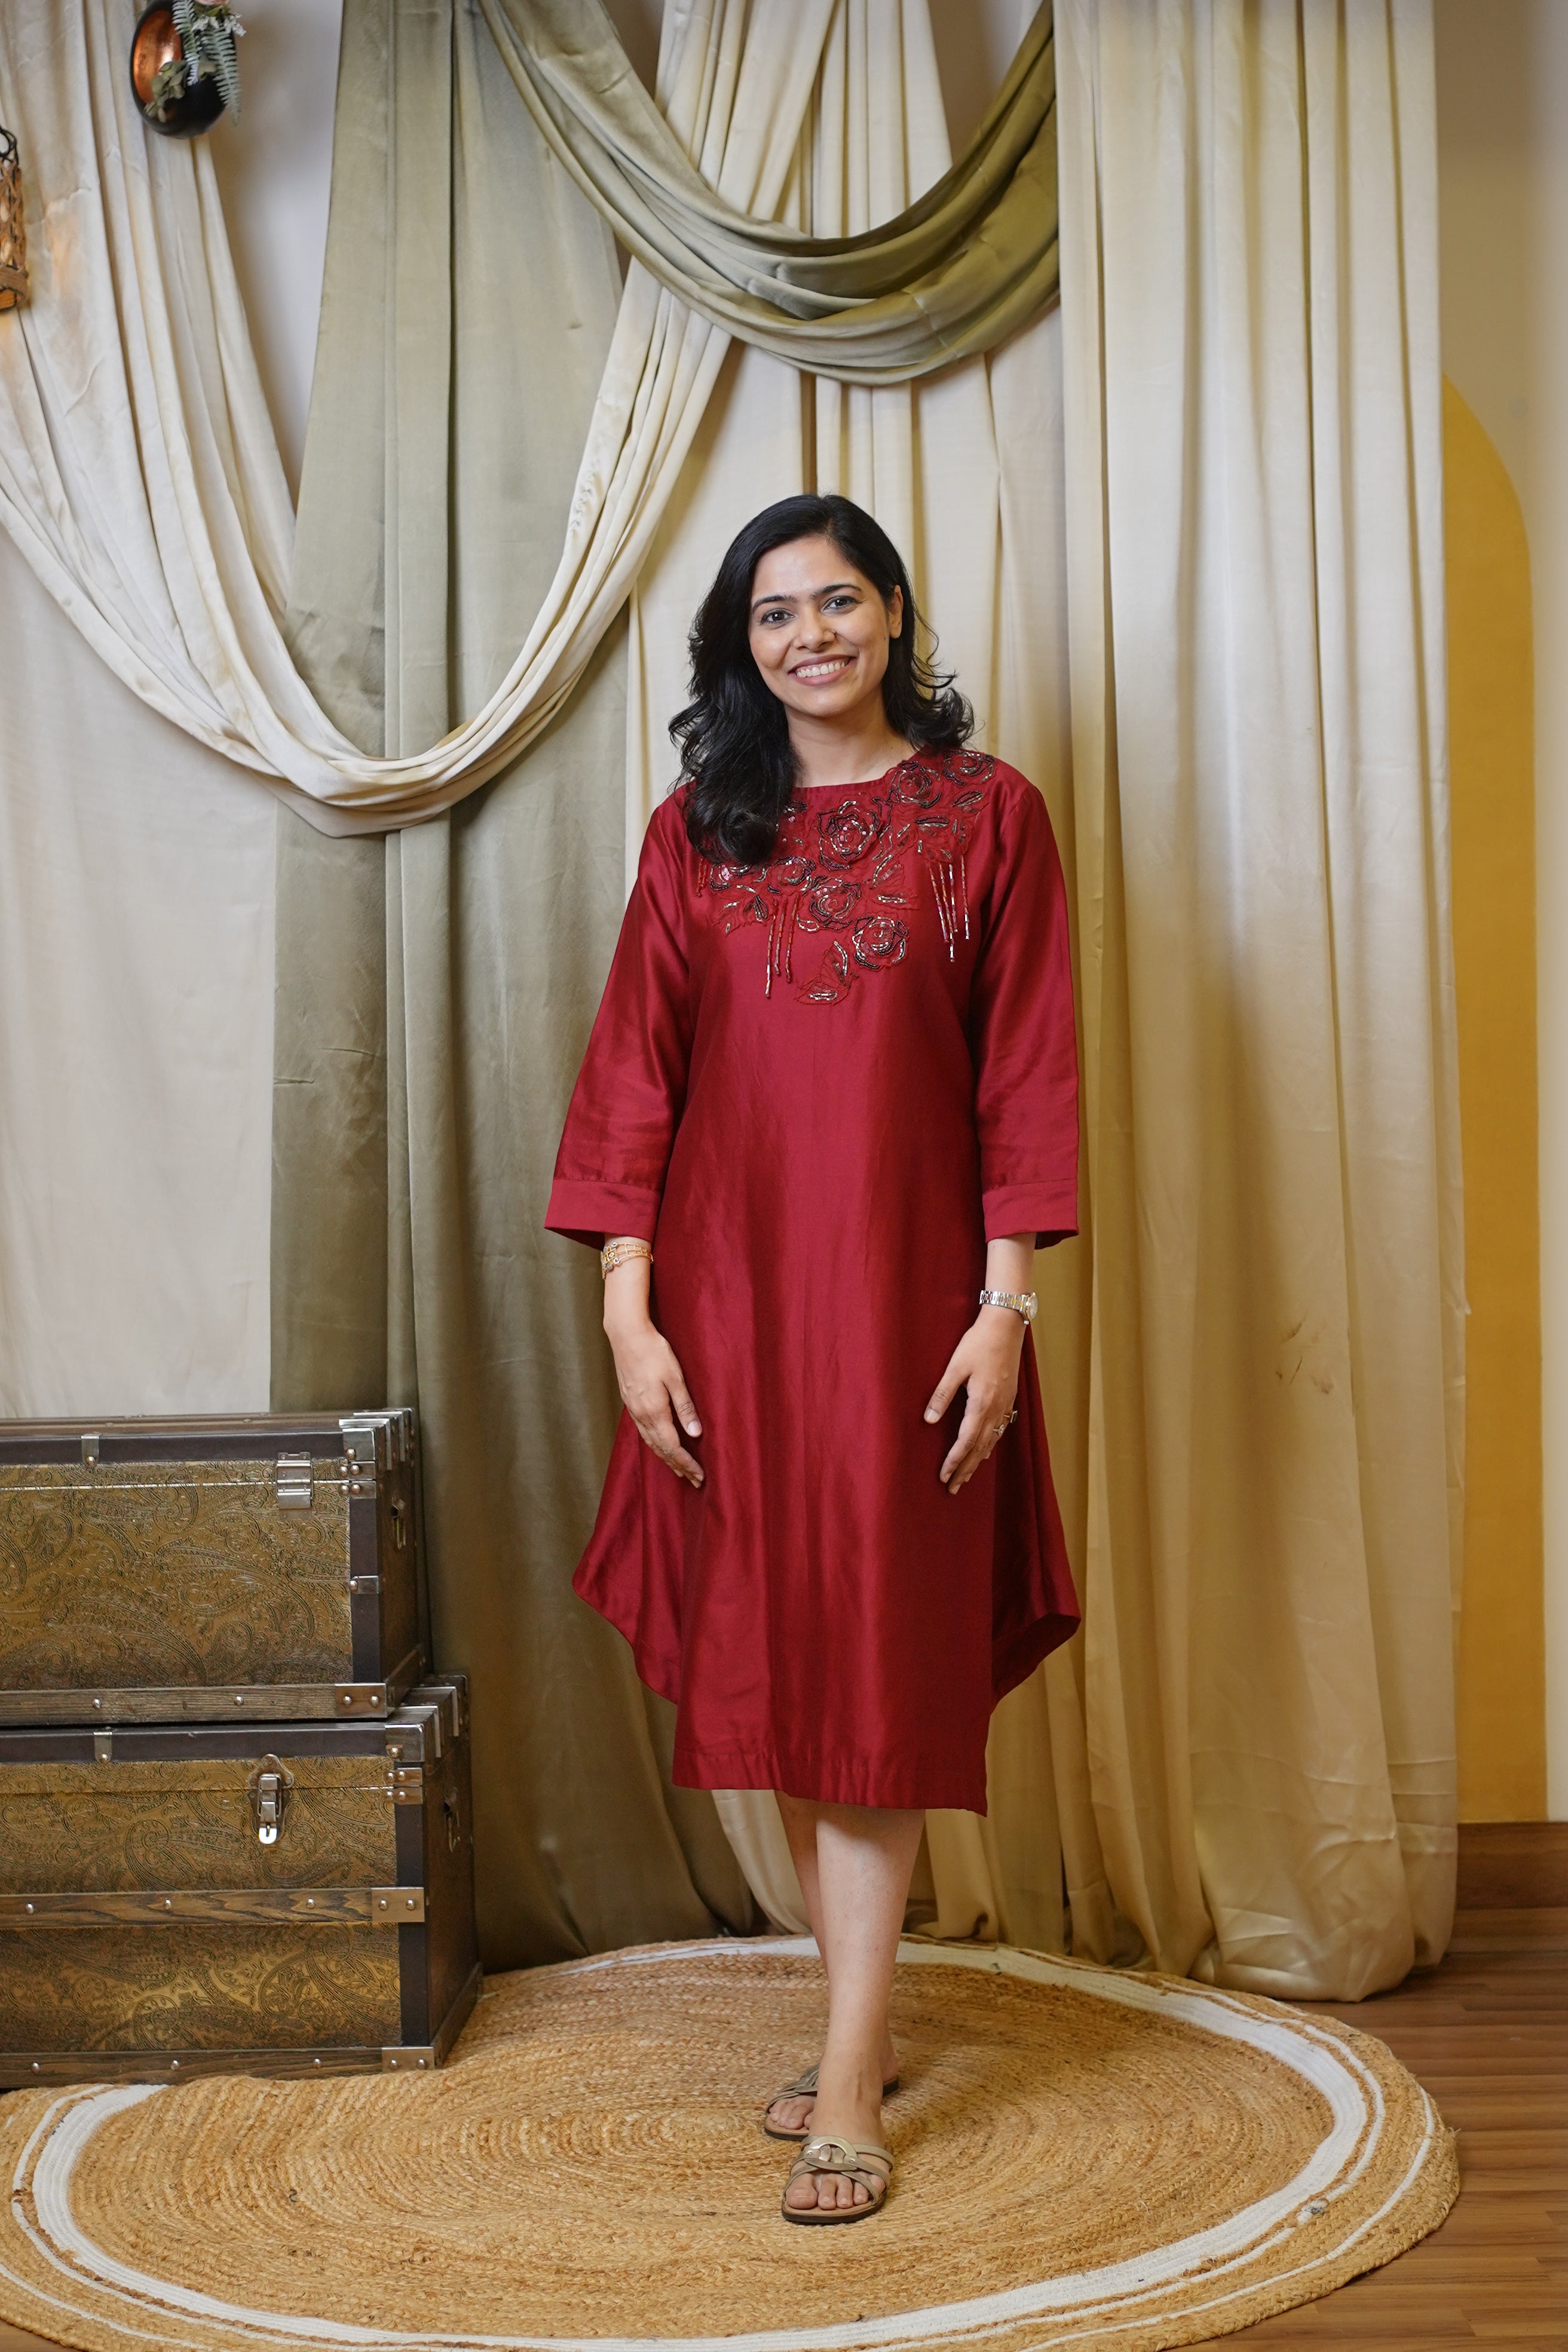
[273,0,757,1966]
[479,0,1058,382]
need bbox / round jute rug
[0,1937,1457,2352]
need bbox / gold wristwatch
[979,1287,1037,1323]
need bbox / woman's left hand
[924,1305,1027,1493]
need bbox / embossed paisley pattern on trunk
[0,1925,402,2049]
[703,750,996,1005]
[0,1460,353,1689]
[0,1758,397,1894]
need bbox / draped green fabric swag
[480,0,1058,381]
[274,0,757,1965]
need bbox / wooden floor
[1200,1907,1568,2348]
[0,1908,1562,2352]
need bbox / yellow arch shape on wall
[1445,375,1547,1821]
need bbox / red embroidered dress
[546,752,1080,1812]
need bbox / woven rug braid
[0,1937,1457,2352]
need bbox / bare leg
[774,1796,923,2212]
[777,1789,827,1949]
[764,1793,838,2136]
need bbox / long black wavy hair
[671,493,973,865]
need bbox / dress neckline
[792,752,917,797]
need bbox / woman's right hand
[604,1270,704,1487]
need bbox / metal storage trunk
[0,1411,426,1724]
[0,1680,479,2085]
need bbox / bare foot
[783,2053,890,2213]
[766,2036,898,2139]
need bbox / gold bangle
[600,1238,653,1279]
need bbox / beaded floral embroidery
[703,751,996,1006]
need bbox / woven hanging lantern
[0,126,26,311]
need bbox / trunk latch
[248,1754,294,1845]
[274,1454,314,1510]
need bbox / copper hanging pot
[129,4,228,139]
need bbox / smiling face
[747,535,904,735]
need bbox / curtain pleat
[272,0,757,1965]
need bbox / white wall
[1435,0,1568,1814]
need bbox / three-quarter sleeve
[545,804,694,1250]
[969,776,1080,1245]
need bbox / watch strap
[979,1287,1037,1323]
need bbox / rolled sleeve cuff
[982,1181,1080,1250]
[544,1178,662,1251]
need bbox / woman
[546,494,1080,2225]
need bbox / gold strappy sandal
[762,2063,901,2142]
[781,2133,893,2225]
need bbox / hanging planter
[0,126,26,310]
[130,2,243,140]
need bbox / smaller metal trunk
[0,1410,426,1723]
[0,1680,480,2084]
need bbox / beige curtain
[0,0,1056,835]
[273,0,759,1965]
[626,0,1079,1949]
[1052,0,1460,1997]
[0,528,274,1419]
